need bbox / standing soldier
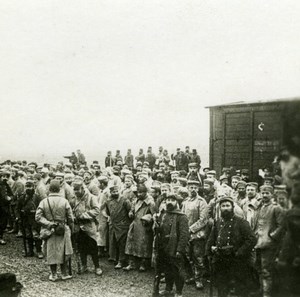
[124,149,134,169]
[124,184,156,272]
[145,147,156,170]
[135,149,145,164]
[156,194,190,297]
[181,180,208,290]
[103,185,132,269]
[105,151,114,167]
[0,171,13,245]
[206,196,257,297]
[16,179,43,258]
[71,179,102,276]
[254,185,284,297]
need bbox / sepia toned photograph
[0,1,300,297]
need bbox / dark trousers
[109,231,127,262]
[214,256,252,297]
[0,206,9,238]
[78,229,99,268]
[159,251,185,294]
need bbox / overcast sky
[1,0,300,165]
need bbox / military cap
[207,170,216,176]
[274,185,287,191]
[178,187,189,195]
[188,163,198,168]
[246,182,258,189]
[204,178,214,186]
[55,172,65,178]
[143,161,150,166]
[170,171,179,175]
[25,179,34,186]
[231,175,241,181]
[203,167,210,171]
[33,173,42,180]
[124,175,134,181]
[219,196,234,205]
[222,167,231,173]
[187,180,200,186]
[241,169,249,175]
[121,169,132,175]
[98,175,108,182]
[177,177,188,184]
[73,176,84,183]
[83,170,93,176]
[13,164,20,169]
[152,180,162,187]
[109,185,119,191]
[264,176,274,182]
[260,185,274,193]
[237,180,247,188]
[219,174,228,181]
[40,167,49,174]
[161,183,171,190]
[112,166,120,172]
[166,194,182,202]
[73,177,84,187]
[168,164,175,170]
[275,190,288,197]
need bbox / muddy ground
[0,234,213,297]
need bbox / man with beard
[156,194,190,297]
[103,185,132,269]
[124,184,156,272]
[16,179,43,258]
[181,180,208,290]
[206,196,257,297]
[254,185,284,297]
[83,171,99,196]
[234,180,247,206]
[202,179,216,204]
[71,179,102,275]
[240,183,260,230]
[0,171,13,245]
[241,169,250,183]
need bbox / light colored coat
[35,193,74,265]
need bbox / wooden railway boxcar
[207,98,300,179]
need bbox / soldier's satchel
[40,227,54,240]
[47,198,65,236]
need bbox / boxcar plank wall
[209,101,288,179]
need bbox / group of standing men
[0,146,299,297]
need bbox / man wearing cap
[108,166,122,190]
[34,173,48,202]
[16,179,43,258]
[114,150,123,165]
[206,196,257,297]
[155,194,190,297]
[181,180,208,290]
[240,183,260,230]
[97,176,110,257]
[83,171,99,196]
[145,147,156,170]
[103,185,132,269]
[121,175,136,203]
[0,171,13,245]
[35,180,74,281]
[230,175,241,201]
[202,179,216,204]
[186,163,204,189]
[70,179,102,276]
[253,185,284,297]
[77,149,86,166]
[189,149,201,168]
[155,183,171,213]
[124,149,134,169]
[8,171,26,235]
[156,146,164,165]
[135,148,145,164]
[218,174,233,198]
[241,169,250,183]
[105,151,114,167]
[55,172,74,202]
[124,184,156,272]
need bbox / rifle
[152,219,161,297]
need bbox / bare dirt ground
[0,233,211,297]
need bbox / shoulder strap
[47,198,55,221]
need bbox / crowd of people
[0,145,299,297]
